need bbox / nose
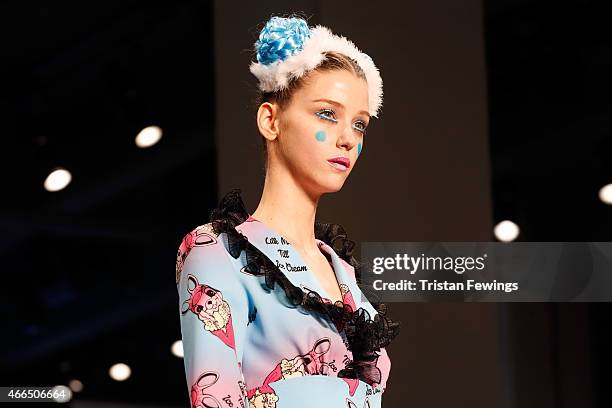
[337,124,358,151]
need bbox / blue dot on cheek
[315,131,326,142]
[358,143,363,155]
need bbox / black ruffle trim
[209,188,400,387]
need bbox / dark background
[1,1,610,407]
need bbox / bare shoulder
[175,223,223,284]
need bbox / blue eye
[315,107,368,135]
[315,109,337,123]
[353,121,367,135]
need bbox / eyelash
[315,108,368,135]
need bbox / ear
[196,371,219,389]
[187,274,198,293]
[313,337,331,355]
[181,299,191,315]
[257,102,281,142]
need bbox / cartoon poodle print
[181,274,236,350]
[346,396,371,408]
[274,337,333,378]
[331,283,357,332]
[247,388,279,408]
[246,337,333,407]
[176,223,218,284]
[190,371,222,408]
[332,284,356,310]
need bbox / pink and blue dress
[175,189,400,408]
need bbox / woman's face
[272,69,370,195]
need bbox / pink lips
[327,156,350,171]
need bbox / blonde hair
[253,51,367,171]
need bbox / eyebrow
[312,98,370,120]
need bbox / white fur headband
[249,17,383,118]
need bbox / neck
[250,164,322,258]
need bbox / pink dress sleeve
[176,225,249,408]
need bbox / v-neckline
[239,215,348,304]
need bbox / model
[176,15,400,408]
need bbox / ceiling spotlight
[135,125,163,148]
[109,363,132,382]
[171,340,184,358]
[599,183,612,205]
[44,167,72,192]
[494,220,520,242]
[68,379,83,392]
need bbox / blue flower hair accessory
[250,16,384,118]
[255,17,312,65]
